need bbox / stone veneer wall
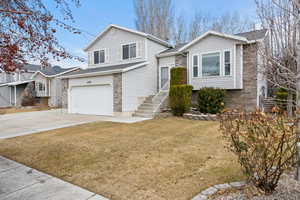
[225,43,258,111]
[61,79,68,109]
[113,73,122,112]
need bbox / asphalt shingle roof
[66,61,146,77]
[235,29,268,41]
[22,64,42,72]
[39,66,75,76]
[21,64,75,76]
[159,43,188,54]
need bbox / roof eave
[31,67,79,79]
[178,31,248,52]
[84,24,149,51]
[59,62,149,79]
[84,24,172,51]
[156,51,184,58]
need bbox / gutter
[156,51,185,58]
[59,62,149,79]
[31,67,79,79]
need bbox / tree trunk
[295,0,300,181]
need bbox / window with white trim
[224,50,231,76]
[202,52,220,76]
[36,82,45,91]
[94,49,105,64]
[193,55,199,77]
[122,43,136,60]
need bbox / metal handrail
[152,81,170,114]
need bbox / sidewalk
[0,156,109,200]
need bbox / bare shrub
[21,82,36,106]
[220,109,297,194]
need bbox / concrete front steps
[133,92,168,118]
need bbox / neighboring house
[0,64,41,108]
[61,24,268,117]
[0,65,77,108]
[31,66,78,107]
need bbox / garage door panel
[70,85,113,116]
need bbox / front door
[160,67,169,89]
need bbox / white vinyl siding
[187,35,242,90]
[86,27,146,68]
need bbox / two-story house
[0,64,78,108]
[61,24,268,117]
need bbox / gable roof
[60,61,148,79]
[84,24,173,51]
[158,29,268,57]
[178,30,248,52]
[235,29,268,41]
[32,66,78,78]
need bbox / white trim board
[84,24,172,51]
[60,62,149,79]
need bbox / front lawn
[0,117,244,200]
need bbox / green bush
[197,87,225,114]
[275,88,288,110]
[169,85,193,116]
[170,67,187,86]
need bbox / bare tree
[211,11,253,34]
[0,0,83,72]
[255,0,300,180]
[188,11,211,40]
[172,14,188,44]
[134,0,174,41]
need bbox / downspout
[14,85,17,106]
[9,86,11,106]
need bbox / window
[122,43,137,60]
[94,51,99,64]
[202,52,220,76]
[37,82,45,91]
[94,50,105,64]
[224,51,231,76]
[193,55,199,77]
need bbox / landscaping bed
[0,117,244,200]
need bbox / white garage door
[70,85,113,116]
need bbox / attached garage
[70,84,113,116]
[61,62,149,116]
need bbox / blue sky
[50,0,257,68]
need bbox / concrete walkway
[0,109,150,139]
[0,156,109,200]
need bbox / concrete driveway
[0,109,149,139]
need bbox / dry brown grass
[0,117,244,200]
[0,106,51,115]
